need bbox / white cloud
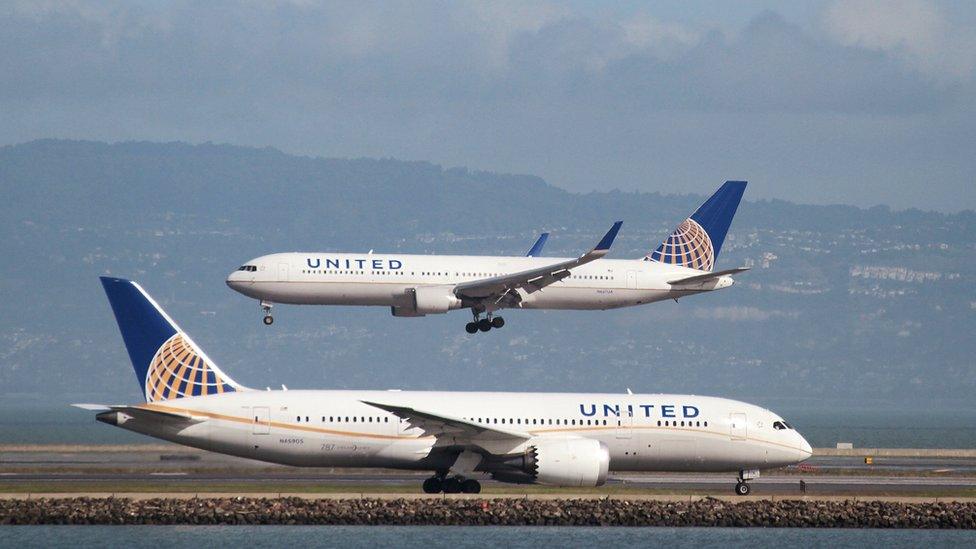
[620,13,700,60]
[823,0,976,79]
[1,2,974,210]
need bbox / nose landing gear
[734,469,759,495]
[465,311,505,334]
[261,301,274,325]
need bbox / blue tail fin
[525,233,549,257]
[100,277,243,402]
[644,181,746,271]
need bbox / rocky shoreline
[2,497,976,527]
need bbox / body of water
[0,526,974,548]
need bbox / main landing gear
[734,469,759,495]
[261,300,274,325]
[465,312,504,334]
[422,473,481,494]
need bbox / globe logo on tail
[646,218,714,271]
[145,333,236,402]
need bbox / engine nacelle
[393,286,461,316]
[510,438,610,487]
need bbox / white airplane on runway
[78,276,811,495]
[226,181,749,333]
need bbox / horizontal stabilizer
[668,267,749,286]
[120,405,200,422]
[74,403,201,423]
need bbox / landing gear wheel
[422,477,443,494]
[465,322,478,334]
[734,482,751,496]
[461,479,481,494]
[491,316,505,329]
[260,301,274,326]
[477,319,492,332]
[442,477,462,494]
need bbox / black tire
[422,477,442,494]
[461,479,481,494]
[465,322,478,334]
[735,482,751,496]
[491,317,505,329]
[442,478,462,494]
[477,319,492,332]
[263,315,274,325]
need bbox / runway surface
[3,471,975,495]
[3,446,976,496]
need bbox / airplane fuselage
[226,253,734,312]
[100,389,811,474]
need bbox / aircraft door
[615,406,633,439]
[730,412,747,440]
[252,406,270,435]
[626,270,638,289]
[277,263,290,282]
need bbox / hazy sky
[2,1,974,211]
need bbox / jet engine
[495,438,610,487]
[392,286,462,317]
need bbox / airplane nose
[796,434,813,462]
[226,271,245,289]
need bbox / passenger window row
[294,416,391,424]
[294,415,709,429]
[657,420,708,428]
[302,270,366,275]
[462,417,610,427]
[297,270,618,282]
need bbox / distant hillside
[1,139,974,407]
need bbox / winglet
[526,233,549,257]
[594,221,623,252]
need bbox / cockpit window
[238,265,257,272]
[773,421,792,430]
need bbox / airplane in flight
[226,181,749,333]
[79,276,811,495]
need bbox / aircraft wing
[667,267,750,285]
[454,221,622,300]
[361,400,530,441]
[525,233,549,257]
